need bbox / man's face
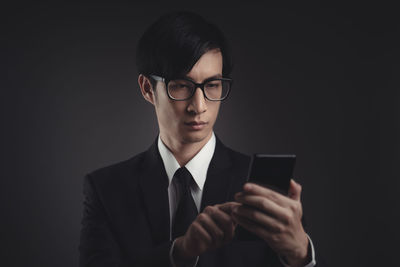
[153,49,223,145]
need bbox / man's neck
[160,132,213,167]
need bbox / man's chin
[181,130,212,144]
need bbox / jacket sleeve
[79,174,173,267]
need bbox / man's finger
[217,201,241,215]
[190,220,213,246]
[288,179,302,201]
[234,194,288,222]
[204,206,232,227]
[197,210,225,246]
[233,205,282,233]
[242,183,288,207]
[207,206,236,242]
[231,211,270,241]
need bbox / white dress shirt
[157,132,316,267]
[158,132,216,234]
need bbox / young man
[79,11,317,267]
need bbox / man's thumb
[288,179,302,201]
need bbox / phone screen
[247,154,296,195]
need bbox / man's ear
[138,74,156,105]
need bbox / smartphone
[247,154,296,195]
[235,154,296,241]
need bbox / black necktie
[172,167,198,240]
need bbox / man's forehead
[183,49,223,82]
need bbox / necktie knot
[174,167,193,190]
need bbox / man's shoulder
[216,137,251,167]
[86,150,148,188]
[224,145,250,163]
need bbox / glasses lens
[167,80,194,100]
[204,80,230,100]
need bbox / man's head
[136,11,232,146]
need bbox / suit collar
[139,139,170,243]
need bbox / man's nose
[187,87,207,114]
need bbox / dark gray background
[2,2,399,267]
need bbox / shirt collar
[158,132,216,191]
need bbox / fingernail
[244,183,252,190]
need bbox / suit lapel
[200,136,234,211]
[139,140,171,244]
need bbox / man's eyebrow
[183,74,223,81]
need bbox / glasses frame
[149,75,232,101]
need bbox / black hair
[136,11,233,82]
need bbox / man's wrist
[284,237,310,267]
[278,233,316,267]
[173,237,189,262]
[170,237,198,267]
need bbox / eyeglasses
[150,75,232,101]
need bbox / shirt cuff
[169,238,199,267]
[278,233,316,267]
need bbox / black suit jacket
[79,137,284,267]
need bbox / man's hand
[173,202,238,264]
[232,180,310,267]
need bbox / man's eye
[169,81,191,90]
[206,82,221,89]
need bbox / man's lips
[185,121,207,126]
[184,121,208,130]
